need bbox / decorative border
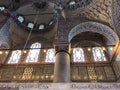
[0,83,120,90]
[68,22,119,45]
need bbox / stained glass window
[8,50,22,64]
[18,16,24,23]
[92,47,106,62]
[73,48,85,62]
[45,49,55,63]
[27,23,34,29]
[26,42,41,63]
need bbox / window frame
[27,22,34,29]
[26,42,41,63]
[72,47,85,63]
[92,47,107,62]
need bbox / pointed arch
[26,42,41,63]
[68,22,119,45]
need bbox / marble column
[53,50,70,83]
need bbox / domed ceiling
[13,1,57,32]
[0,0,114,48]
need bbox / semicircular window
[68,0,76,5]
[26,42,41,63]
[27,23,34,29]
[92,47,106,62]
[8,50,22,64]
[17,16,24,23]
[39,24,45,30]
[45,49,55,63]
[73,48,85,62]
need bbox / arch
[26,42,41,63]
[68,22,119,45]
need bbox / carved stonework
[56,17,68,42]
[111,0,120,38]
[54,42,71,54]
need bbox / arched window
[68,1,76,5]
[17,16,24,23]
[73,48,85,62]
[0,6,5,11]
[26,42,41,63]
[92,47,106,62]
[39,24,45,30]
[8,50,22,64]
[45,49,55,63]
[49,20,53,25]
[27,23,34,29]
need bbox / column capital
[54,42,71,54]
